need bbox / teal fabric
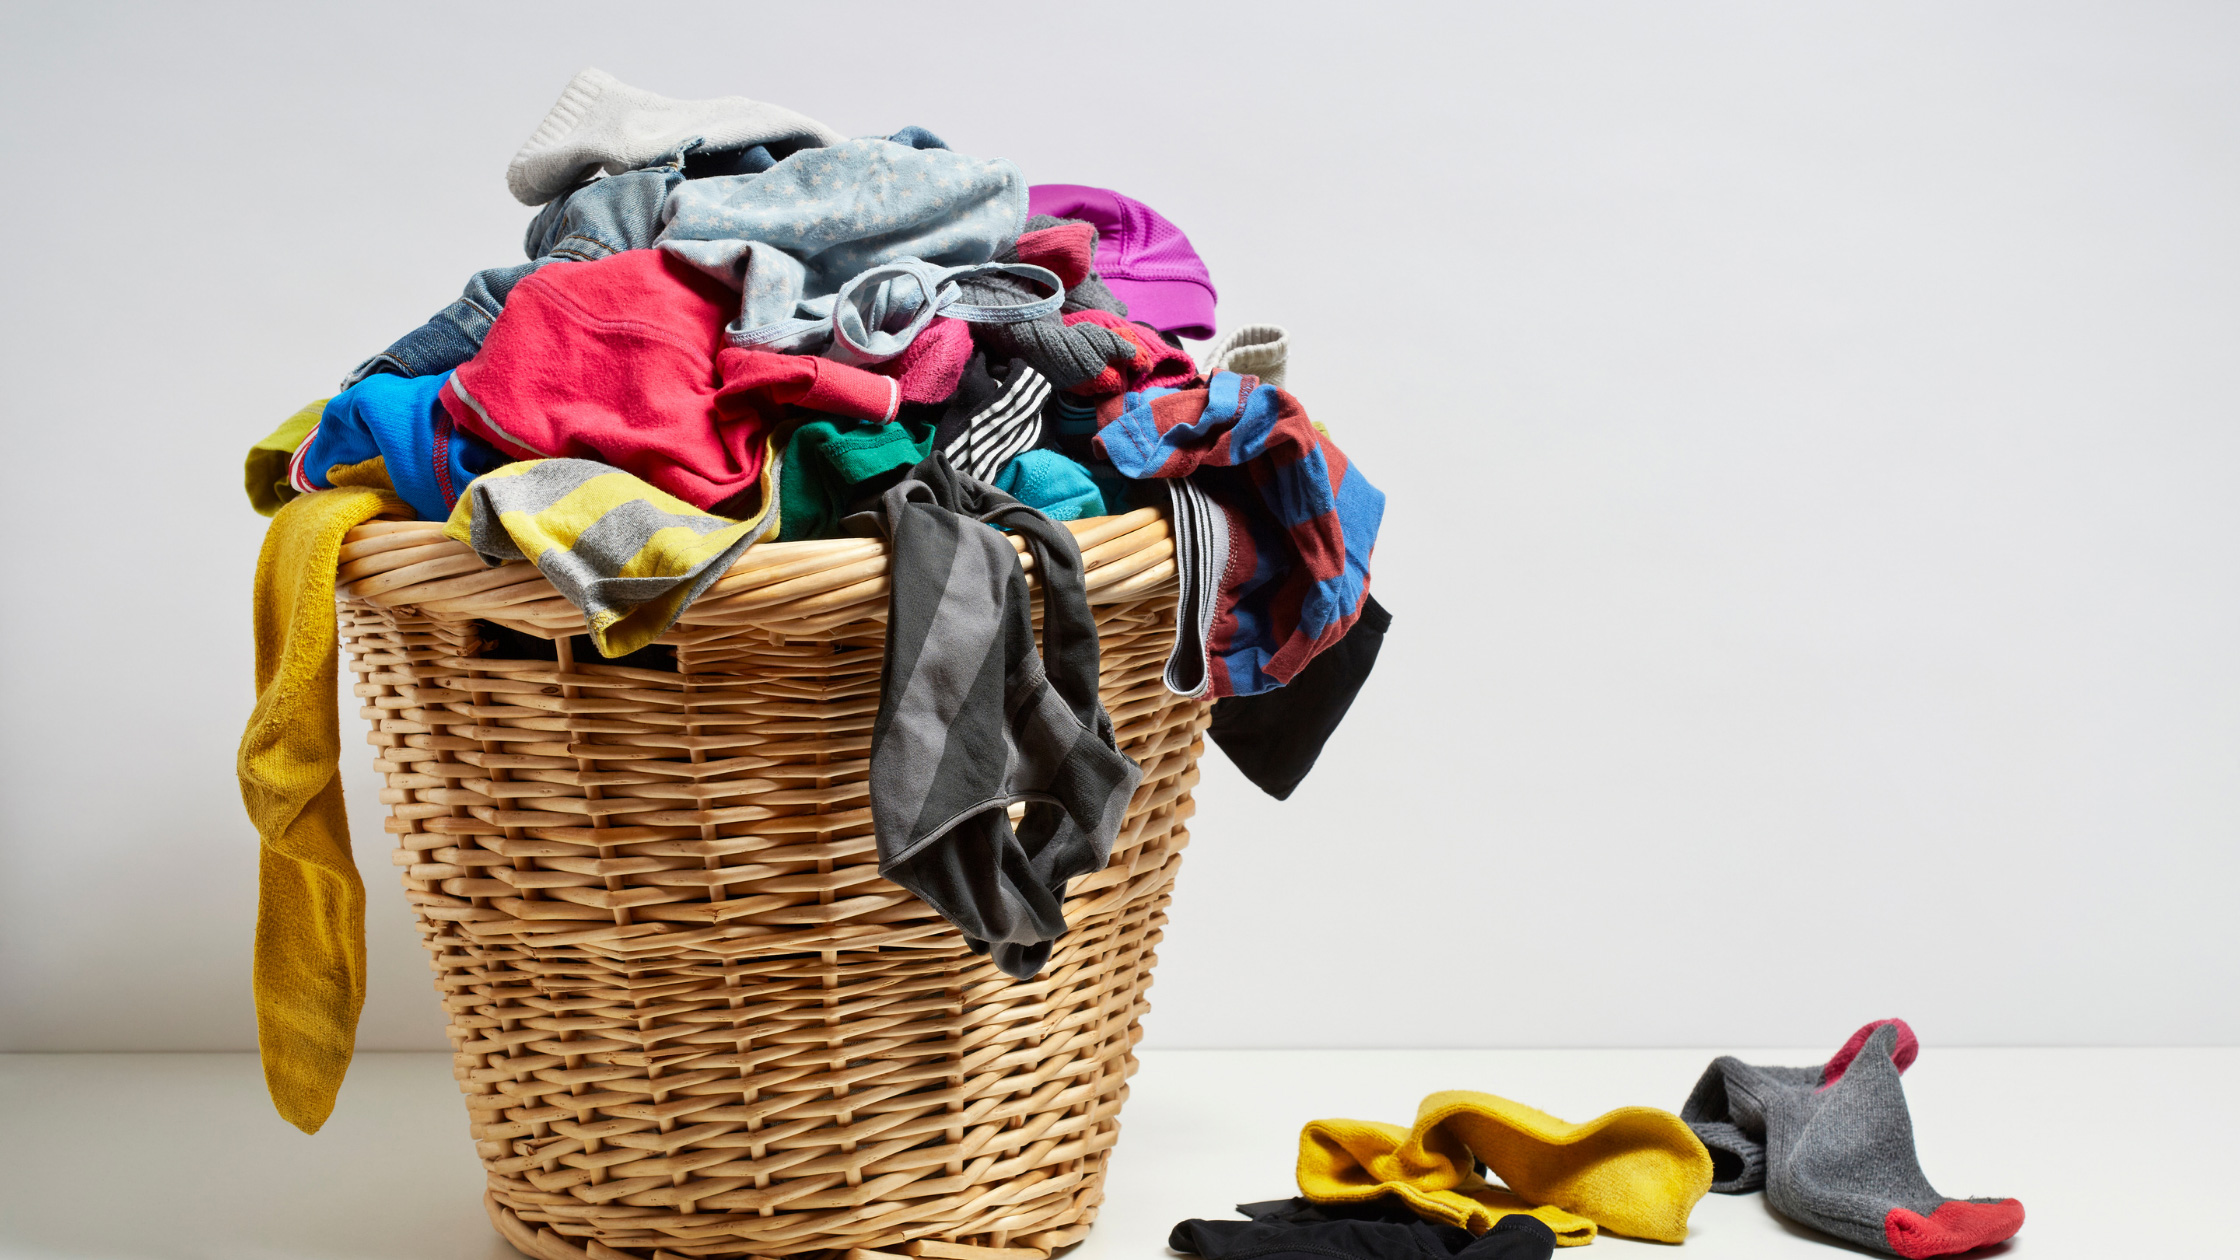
[993,450,1105,521]
[778,417,936,542]
[779,421,1110,541]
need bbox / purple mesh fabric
[1028,184,1217,340]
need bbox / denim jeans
[681,125,943,179]
[340,146,689,387]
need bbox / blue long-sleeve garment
[291,373,506,522]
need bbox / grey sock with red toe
[1681,1020,2023,1258]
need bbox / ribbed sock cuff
[507,67,615,204]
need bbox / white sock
[1201,323,1290,388]
[506,67,846,205]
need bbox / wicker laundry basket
[334,505,1202,1260]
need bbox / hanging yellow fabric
[245,398,325,517]
[237,483,400,1133]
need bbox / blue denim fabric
[659,137,1025,349]
[883,126,948,150]
[681,126,945,179]
[340,146,690,388]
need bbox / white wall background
[2,1,2233,1054]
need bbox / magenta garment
[1028,184,1217,340]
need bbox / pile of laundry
[239,67,1388,1011]
[1173,1020,2024,1259]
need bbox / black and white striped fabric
[866,452,1142,980]
[933,357,1051,483]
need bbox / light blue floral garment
[658,137,1027,349]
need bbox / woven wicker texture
[338,507,1203,1260]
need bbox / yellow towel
[245,399,325,516]
[1299,1090,1713,1246]
[238,483,401,1133]
[443,457,780,658]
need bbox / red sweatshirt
[444,248,899,513]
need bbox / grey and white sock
[1202,323,1289,388]
[506,67,845,205]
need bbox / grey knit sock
[1681,1062,1818,1192]
[1003,215,1129,317]
[1060,271,1129,317]
[1682,1022,2024,1257]
[958,268,1137,389]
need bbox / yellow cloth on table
[1298,1090,1713,1246]
[238,484,401,1133]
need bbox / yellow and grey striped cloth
[443,456,779,657]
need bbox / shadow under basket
[334,507,1205,1260]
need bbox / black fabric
[473,621,678,673]
[930,354,1049,481]
[681,136,822,180]
[1172,1197,1556,1260]
[934,353,1009,447]
[865,453,1141,979]
[682,143,781,179]
[686,126,942,179]
[1208,595,1392,799]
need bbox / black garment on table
[1172,1197,1555,1260]
[1208,595,1392,800]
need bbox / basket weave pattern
[337,508,1202,1260]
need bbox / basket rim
[333,505,1177,638]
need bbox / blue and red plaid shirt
[1097,371,1384,697]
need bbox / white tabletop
[2,1047,2224,1259]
